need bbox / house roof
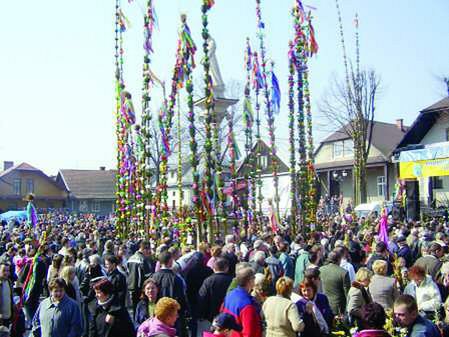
[58,169,117,199]
[421,97,449,113]
[0,162,65,193]
[396,97,449,149]
[317,120,409,159]
[0,162,40,178]
[237,139,290,175]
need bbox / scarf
[299,295,329,334]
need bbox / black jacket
[80,264,104,313]
[151,269,189,318]
[127,251,153,293]
[197,272,233,322]
[89,296,135,337]
[398,245,413,268]
[185,254,213,317]
[107,268,127,307]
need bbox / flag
[378,208,389,249]
[271,71,281,114]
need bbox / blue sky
[0,0,448,174]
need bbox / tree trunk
[359,165,367,203]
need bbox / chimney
[99,166,106,171]
[396,118,404,131]
[3,161,13,171]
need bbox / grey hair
[89,254,101,266]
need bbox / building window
[377,176,386,197]
[170,170,176,179]
[26,179,34,194]
[432,177,443,189]
[173,191,176,197]
[92,200,101,212]
[13,179,21,195]
[333,142,344,158]
[259,155,268,169]
[333,140,354,158]
[343,139,354,156]
[446,128,449,142]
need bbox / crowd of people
[0,208,449,337]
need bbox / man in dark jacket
[198,258,233,322]
[127,240,153,310]
[104,255,127,307]
[0,262,14,329]
[0,243,17,282]
[151,251,189,337]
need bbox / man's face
[394,304,417,328]
[0,265,10,279]
[142,246,151,257]
[105,260,116,273]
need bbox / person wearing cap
[413,242,443,282]
[89,278,135,337]
[221,266,262,337]
[203,313,242,337]
[397,236,413,268]
[262,277,304,337]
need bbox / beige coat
[262,295,304,337]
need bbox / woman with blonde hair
[347,267,373,324]
[207,245,222,269]
[262,277,304,337]
[59,265,78,302]
[368,260,399,310]
[137,297,181,337]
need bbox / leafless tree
[320,68,381,204]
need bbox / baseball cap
[212,313,242,332]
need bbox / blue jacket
[279,252,294,279]
[32,295,83,337]
[408,315,440,337]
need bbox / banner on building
[399,158,449,179]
